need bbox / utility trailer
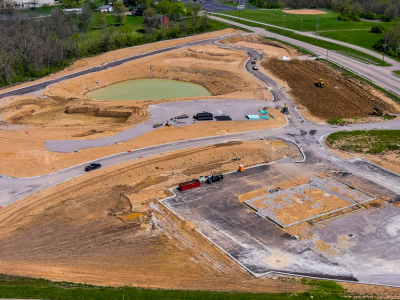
[179,179,201,191]
[194,112,213,121]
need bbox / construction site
[1,28,400,296]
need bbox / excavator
[372,106,384,116]
[315,79,325,88]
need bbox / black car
[84,163,102,172]
[206,173,224,184]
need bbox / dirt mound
[0,140,304,292]
[263,58,398,121]
[220,35,298,57]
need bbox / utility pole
[382,35,387,66]
[282,10,286,34]
[314,17,319,45]
[301,16,302,29]
[326,45,329,59]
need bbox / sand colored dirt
[263,58,399,121]
[220,34,298,58]
[284,9,327,14]
[251,187,351,225]
[238,176,309,203]
[0,108,285,177]
[44,44,269,101]
[0,140,305,292]
[0,29,241,94]
[329,146,400,175]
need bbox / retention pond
[87,78,211,100]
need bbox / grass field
[0,273,359,299]
[220,9,383,32]
[318,29,385,51]
[327,130,400,154]
[394,71,400,75]
[218,9,395,61]
[214,15,391,66]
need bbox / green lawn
[219,9,387,32]
[394,71,400,75]
[319,29,384,51]
[327,130,400,154]
[0,273,364,300]
[218,9,397,61]
[215,15,391,66]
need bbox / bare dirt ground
[0,140,307,293]
[0,29,241,94]
[219,35,298,59]
[329,147,400,175]
[284,9,327,15]
[0,107,285,177]
[262,58,400,122]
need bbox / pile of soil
[263,58,398,121]
[220,34,298,57]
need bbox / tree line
[0,0,212,87]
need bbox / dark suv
[84,163,102,172]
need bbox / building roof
[100,4,112,8]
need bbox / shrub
[363,12,377,19]
[371,25,385,34]
[337,13,360,22]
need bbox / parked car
[84,163,102,172]
[252,66,258,70]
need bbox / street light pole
[314,17,319,45]
[382,35,387,66]
[282,12,286,34]
[301,16,302,29]
[326,45,329,59]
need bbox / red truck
[179,179,201,191]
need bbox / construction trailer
[195,112,213,121]
[179,179,201,191]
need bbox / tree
[332,0,352,15]
[113,1,127,26]
[143,7,158,29]
[156,0,185,20]
[79,5,93,32]
[352,2,363,15]
[98,11,108,29]
[186,2,201,29]
[385,4,398,21]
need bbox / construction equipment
[372,106,383,116]
[282,104,289,114]
[206,173,224,184]
[315,79,325,88]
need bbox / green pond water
[87,78,211,100]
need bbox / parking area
[161,160,400,285]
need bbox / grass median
[327,130,400,154]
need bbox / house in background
[157,14,169,27]
[100,4,113,12]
